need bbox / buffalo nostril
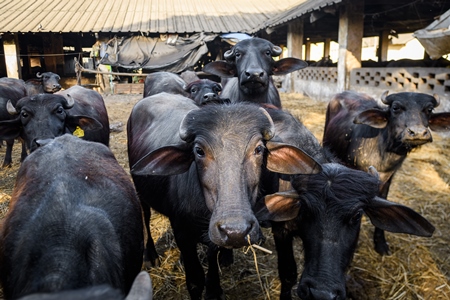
[217,221,254,242]
[258,72,264,77]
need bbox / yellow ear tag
[73,126,85,138]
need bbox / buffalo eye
[191,87,198,94]
[235,52,241,58]
[21,111,29,118]
[350,210,363,225]
[194,146,205,158]
[425,106,433,114]
[55,107,64,114]
[391,104,401,114]
[254,145,264,156]
[265,50,271,56]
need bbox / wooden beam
[337,0,364,91]
[379,30,389,62]
[287,19,304,93]
[2,34,21,79]
[324,38,331,58]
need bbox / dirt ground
[0,92,449,300]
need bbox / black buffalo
[0,77,28,167]
[143,71,224,105]
[256,107,435,300]
[203,37,308,108]
[0,85,109,153]
[127,93,319,299]
[322,90,450,255]
[0,134,144,299]
[25,72,62,95]
[17,271,153,300]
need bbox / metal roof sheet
[0,0,301,34]
[251,0,342,33]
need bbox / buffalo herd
[0,37,448,300]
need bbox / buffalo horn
[380,90,389,104]
[36,72,42,78]
[224,48,235,60]
[63,94,75,109]
[179,110,196,142]
[367,166,380,179]
[433,93,440,107]
[259,107,275,140]
[6,100,18,115]
[272,45,282,57]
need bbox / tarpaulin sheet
[414,9,450,59]
[100,33,217,73]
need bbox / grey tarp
[414,9,450,59]
[99,33,217,73]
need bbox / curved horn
[380,90,389,104]
[6,100,18,115]
[432,93,440,107]
[179,110,196,142]
[224,47,235,60]
[272,45,282,57]
[259,107,275,140]
[368,166,380,179]
[36,72,42,78]
[63,94,75,109]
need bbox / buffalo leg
[205,245,224,300]
[172,221,205,300]
[20,139,27,162]
[142,202,160,268]
[373,181,392,255]
[373,227,390,255]
[273,224,297,300]
[2,139,14,168]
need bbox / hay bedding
[0,93,448,299]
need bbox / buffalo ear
[0,119,22,140]
[131,145,194,176]
[364,197,435,237]
[265,141,322,175]
[203,61,236,78]
[66,115,103,132]
[354,109,388,128]
[254,191,300,222]
[428,112,450,132]
[272,58,308,75]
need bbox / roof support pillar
[305,40,311,61]
[337,0,364,91]
[324,38,331,58]
[287,18,304,93]
[379,29,389,62]
[2,33,21,79]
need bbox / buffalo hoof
[374,241,391,256]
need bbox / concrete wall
[289,67,450,112]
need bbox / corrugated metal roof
[0,0,302,34]
[251,0,342,33]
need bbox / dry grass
[0,92,449,299]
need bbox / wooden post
[2,33,21,79]
[287,19,304,93]
[337,0,364,91]
[379,30,390,62]
[305,40,311,61]
[324,38,331,58]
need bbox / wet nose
[405,126,431,140]
[298,279,345,300]
[214,218,259,247]
[203,93,218,100]
[245,68,264,79]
